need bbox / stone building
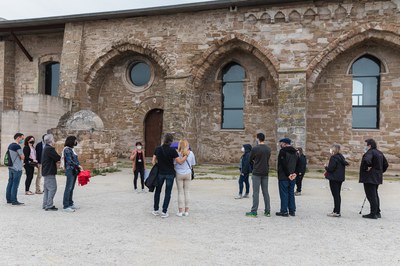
[1,0,400,169]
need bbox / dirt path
[1,167,399,265]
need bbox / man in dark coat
[235,144,252,199]
[359,138,389,219]
[34,134,46,194]
[276,138,298,217]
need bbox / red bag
[78,170,92,186]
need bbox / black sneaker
[45,206,58,211]
[289,212,296,217]
[11,201,25,206]
[362,213,377,219]
[276,212,289,217]
[376,213,381,218]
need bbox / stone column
[277,71,307,149]
[163,75,197,143]
[0,40,16,110]
[59,22,87,111]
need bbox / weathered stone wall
[52,128,118,170]
[13,32,64,109]
[0,41,16,110]
[308,43,400,168]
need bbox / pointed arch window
[351,55,381,129]
[221,63,245,129]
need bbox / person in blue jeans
[235,144,252,199]
[62,136,83,212]
[151,133,187,218]
[276,138,298,217]
[6,133,25,205]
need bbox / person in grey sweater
[41,134,61,211]
[245,133,271,218]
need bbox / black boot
[362,213,377,219]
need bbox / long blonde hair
[178,139,190,157]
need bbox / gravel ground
[1,166,399,266]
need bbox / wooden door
[144,109,163,157]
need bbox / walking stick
[359,197,367,214]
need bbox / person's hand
[367,167,372,171]
[79,165,83,171]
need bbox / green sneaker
[245,211,257,217]
[264,211,271,217]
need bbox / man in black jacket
[41,134,61,211]
[276,138,298,217]
[34,134,46,194]
[359,139,389,219]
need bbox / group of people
[5,133,83,212]
[131,134,196,218]
[236,133,388,219]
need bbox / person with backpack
[235,144,252,199]
[359,139,389,219]
[5,133,25,205]
[324,144,349,217]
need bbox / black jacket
[277,146,298,181]
[359,148,389,185]
[295,154,307,176]
[23,146,35,167]
[41,145,61,176]
[240,144,252,175]
[325,153,349,182]
[36,141,44,164]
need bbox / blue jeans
[6,169,22,203]
[278,180,296,213]
[238,173,250,195]
[63,169,77,208]
[154,174,174,213]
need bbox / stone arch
[132,96,164,121]
[289,10,301,22]
[307,26,400,90]
[192,34,279,88]
[84,40,172,93]
[345,52,388,75]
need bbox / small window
[221,63,245,129]
[129,62,151,87]
[44,62,60,96]
[351,55,380,129]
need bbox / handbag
[186,160,194,180]
[29,161,38,167]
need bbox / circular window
[129,62,151,87]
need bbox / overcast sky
[0,0,212,20]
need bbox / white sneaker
[70,205,80,210]
[235,194,243,199]
[184,212,189,217]
[63,207,75,212]
[142,189,146,193]
[161,212,169,218]
[152,210,160,216]
[176,212,183,217]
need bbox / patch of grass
[92,167,121,176]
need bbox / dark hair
[256,133,265,142]
[64,136,77,148]
[24,136,34,146]
[135,142,142,146]
[365,139,377,149]
[14,133,24,140]
[163,133,174,145]
[297,147,304,155]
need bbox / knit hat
[279,138,291,145]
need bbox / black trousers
[134,167,145,190]
[364,183,380,215]
[24,165,35,192]
[296,174,304,192]
[329,180,342,214]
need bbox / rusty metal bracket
[11,31,33,62]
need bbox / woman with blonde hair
[174,139,196,217]
[324,144,349,217]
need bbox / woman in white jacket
[174,139,196,217]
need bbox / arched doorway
[144,109,163,157]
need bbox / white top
[174,151,196,175]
